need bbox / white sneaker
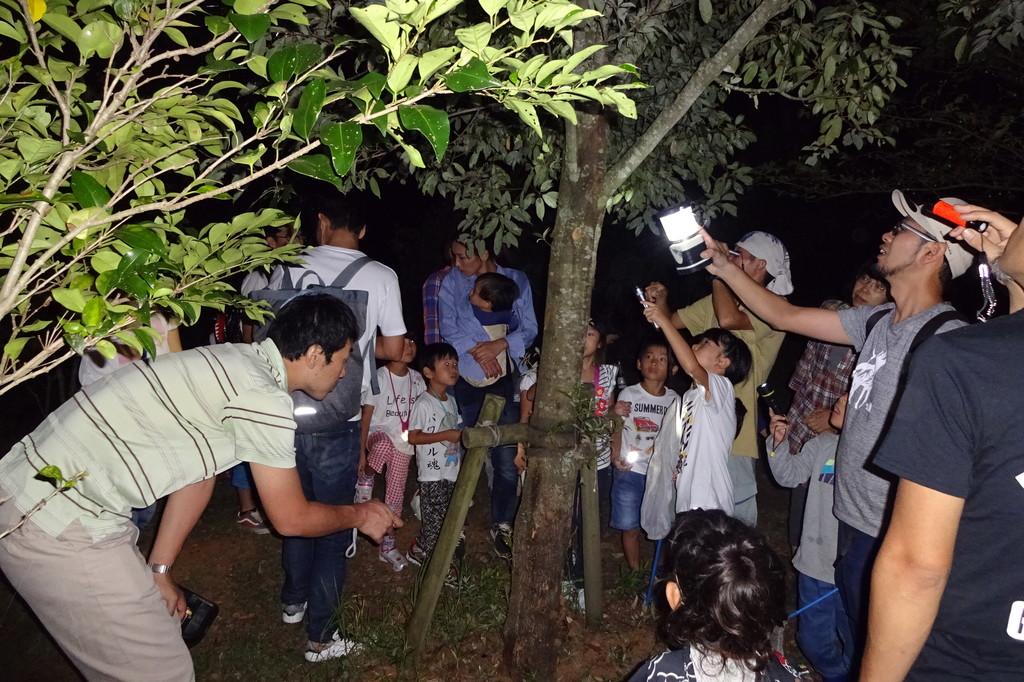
[304,631,361,662]
[281,601,307,624]
[379,547,408,572]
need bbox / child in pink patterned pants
[356,338,425,571]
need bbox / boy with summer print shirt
[611,339,680,570]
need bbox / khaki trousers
[0,494,194,681]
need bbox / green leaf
[82,296,105,328]
[118,226,165,254]
[357,72,387,99]
[293,42,323,73]
[293,78,326,140]
[417,46,458,82]
[229,11,270,43]
[506,99,542,137]
[37,465,64,482]
[267,46,297,81]
[349,5,401,58]
[205,15,230,36]
[70,171,111,208]
[444,58,500,92]
[479,0,506,17]
[20,319,51,333]
[270,3,309,25]
[134,328,157,358]
[52,288,88,313]
[233,0,265,15]
[17,136,62,164]
[164,26,188,47]
[386,53,417,94]
[42,13,82,42]
[698,0,712,23]
[321,122,363,176]
[454,22,491,55]
[398,105,449,161]
[3,337,28,362]
[90,249,122,272]
[95,339,118,360]
[287,154,341,185]
[561,44,605,74]
[79,20,122,60]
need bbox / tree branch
[602,0,794,199]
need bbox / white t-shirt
[618,384,679,475]
[673,373,737,515]
[269,246,406,420]
[240,269,270,296]
[410,390,463,482]
[364,366,426,456]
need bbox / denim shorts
[610,469,647,531]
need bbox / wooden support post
[405,393,506,661]
[579,454,602,627]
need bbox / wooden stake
[579,452,603,627]
[405,393,506,661]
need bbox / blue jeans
[229,462,254,489]
[835,521,882,675]
[453,376,519,527]
[797,572,852,682]
[280,423,359,643]
[610,469,646,531]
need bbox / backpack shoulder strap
[908,310,965,355]
[330,256,372,288]
[864,308,890,340]
[878,309,967,438]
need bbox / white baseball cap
[735,231,793,295]
[891,190,973,279]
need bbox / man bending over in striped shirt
[0,293,400,682]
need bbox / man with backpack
[696,190,973,671]
[254,193,406,662]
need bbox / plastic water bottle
[354,479,372,504]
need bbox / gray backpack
[251,256,379,432]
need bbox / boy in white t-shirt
[406,343,464,586]
[644,302,752,519]
[611,339,680,570]
[355,337,426,572]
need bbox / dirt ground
[0,462,815,681]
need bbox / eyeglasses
[890,220,936,243]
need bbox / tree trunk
[503,3,795,676]
[503,102,609,677]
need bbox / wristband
[149,563,172,574]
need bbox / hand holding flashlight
[636,287,659,329]
[948,203,1020,263]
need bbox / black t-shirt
[874,312,1024,680]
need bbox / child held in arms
[611,339,680,570]
[641,302,752,517]
[627,510,801,681]
[406,343,464,587]
[466,272,520,386]
[355,336,426,572]
[766,395,852,682]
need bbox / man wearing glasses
[695,190,973,673]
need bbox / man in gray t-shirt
[698,190,974,672]
[835,302,965,536]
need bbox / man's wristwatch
[149,563,172,574]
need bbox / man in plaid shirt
[422,241,454,345]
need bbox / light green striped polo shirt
[0,339,296,540]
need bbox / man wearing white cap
[646,230,792,527]
[696,190,973,673]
